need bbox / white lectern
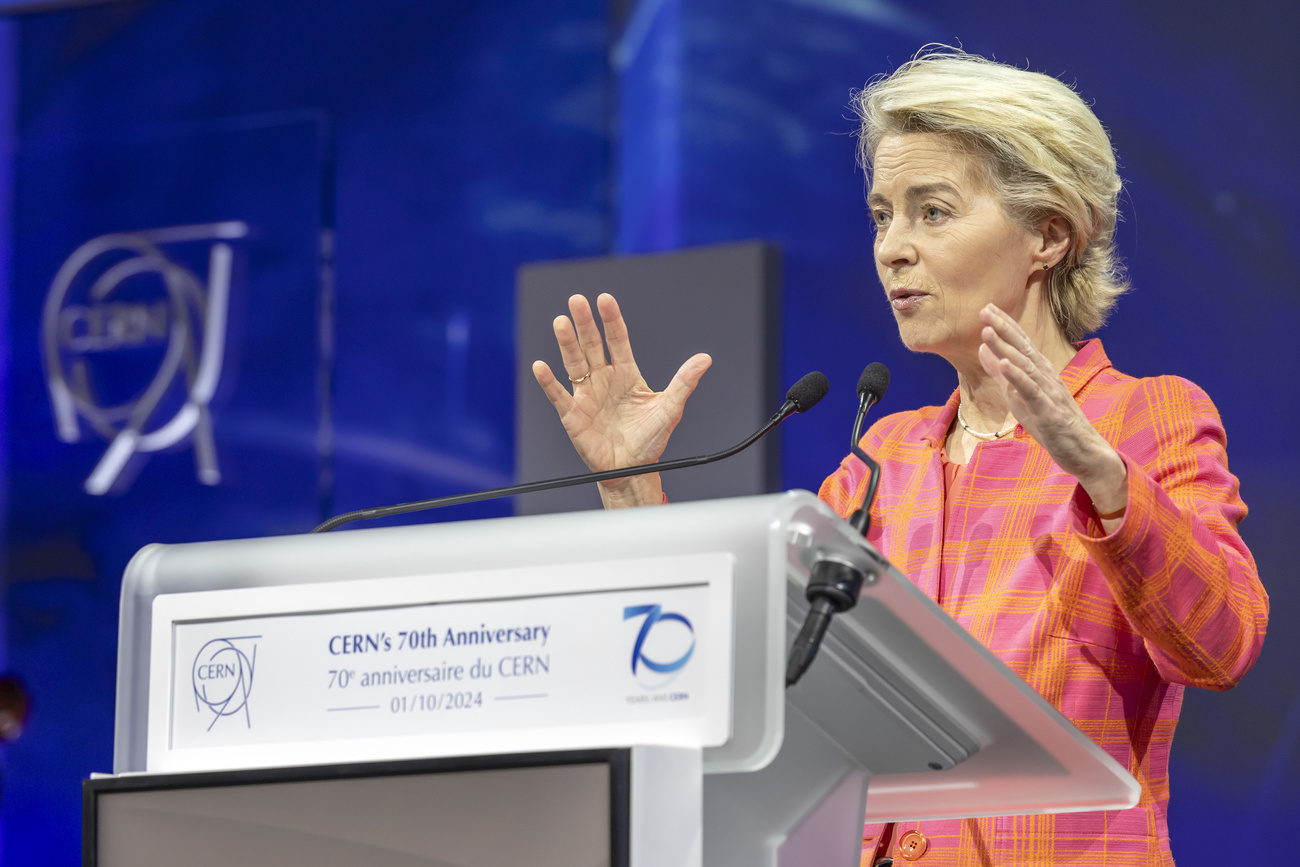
[87,491,1138,867]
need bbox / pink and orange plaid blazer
[818,340,1268,867]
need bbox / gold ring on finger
[568,370,591,384]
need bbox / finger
[982,305,1042,366]
[597,293,638,367]
[980,308,1068,403]
[981,324,1034,376]
[532,360,576,414]
[979,319,1052,391]
[978,342,1012,390]
[551,314,590,381]
[996,354,1045,401]
[661,353,713,411]
[979,307,1023,354]
[567,294,608,370]
[980,343,1048,418]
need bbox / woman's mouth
[889,289,926,311]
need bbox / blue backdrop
[1,0,1296,864]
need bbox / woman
[532,49,1267,866]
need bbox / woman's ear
[1034,215,1072,269]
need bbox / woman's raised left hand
[977,304,1128,520]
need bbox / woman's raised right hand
[531,293,712,508]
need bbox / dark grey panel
[515,241,781,514]
[95,763,610,867]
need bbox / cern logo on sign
[40,222,247,495]
[192,636,259,731]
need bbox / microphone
[852,363,890,442]
[848,362,889,536]
[786,362,889,688]
[784,370,832,413]
[311,371,831,533]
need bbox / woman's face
[869,132,1046,361]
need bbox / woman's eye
[872,211,891,227]
[923,206,945,221]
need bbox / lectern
[86,491,1138,866]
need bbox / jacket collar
[917,338,1114,446]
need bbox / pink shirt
[820,340,1268,866]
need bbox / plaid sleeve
[818,446,868,519]
[817,411,914,520]
[1072,375,1268,689]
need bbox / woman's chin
[896,328,947,356]
[895,320,972,360]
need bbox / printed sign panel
[149,553,734,772]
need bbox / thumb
[662,353,712,411]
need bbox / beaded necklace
[956,402,1016,439]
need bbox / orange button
[897,830,929,861]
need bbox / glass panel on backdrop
[5,115,327,860]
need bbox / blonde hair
[855,47,1128,341]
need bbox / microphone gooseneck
[311,371,831,533]
[786,362,889,689]
[848,362,889,536]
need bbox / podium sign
[147,553,734,773]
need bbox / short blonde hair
[855,47,1127,341]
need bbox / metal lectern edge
[114,543,166,775]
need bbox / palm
[562,375,682,471]
[532,293,711,504]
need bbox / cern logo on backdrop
[40,222,247,495]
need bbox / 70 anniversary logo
[623,604,696,689]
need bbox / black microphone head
[856,362,890,403]
[786,371,830,413]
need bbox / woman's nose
[875,220,916,268]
